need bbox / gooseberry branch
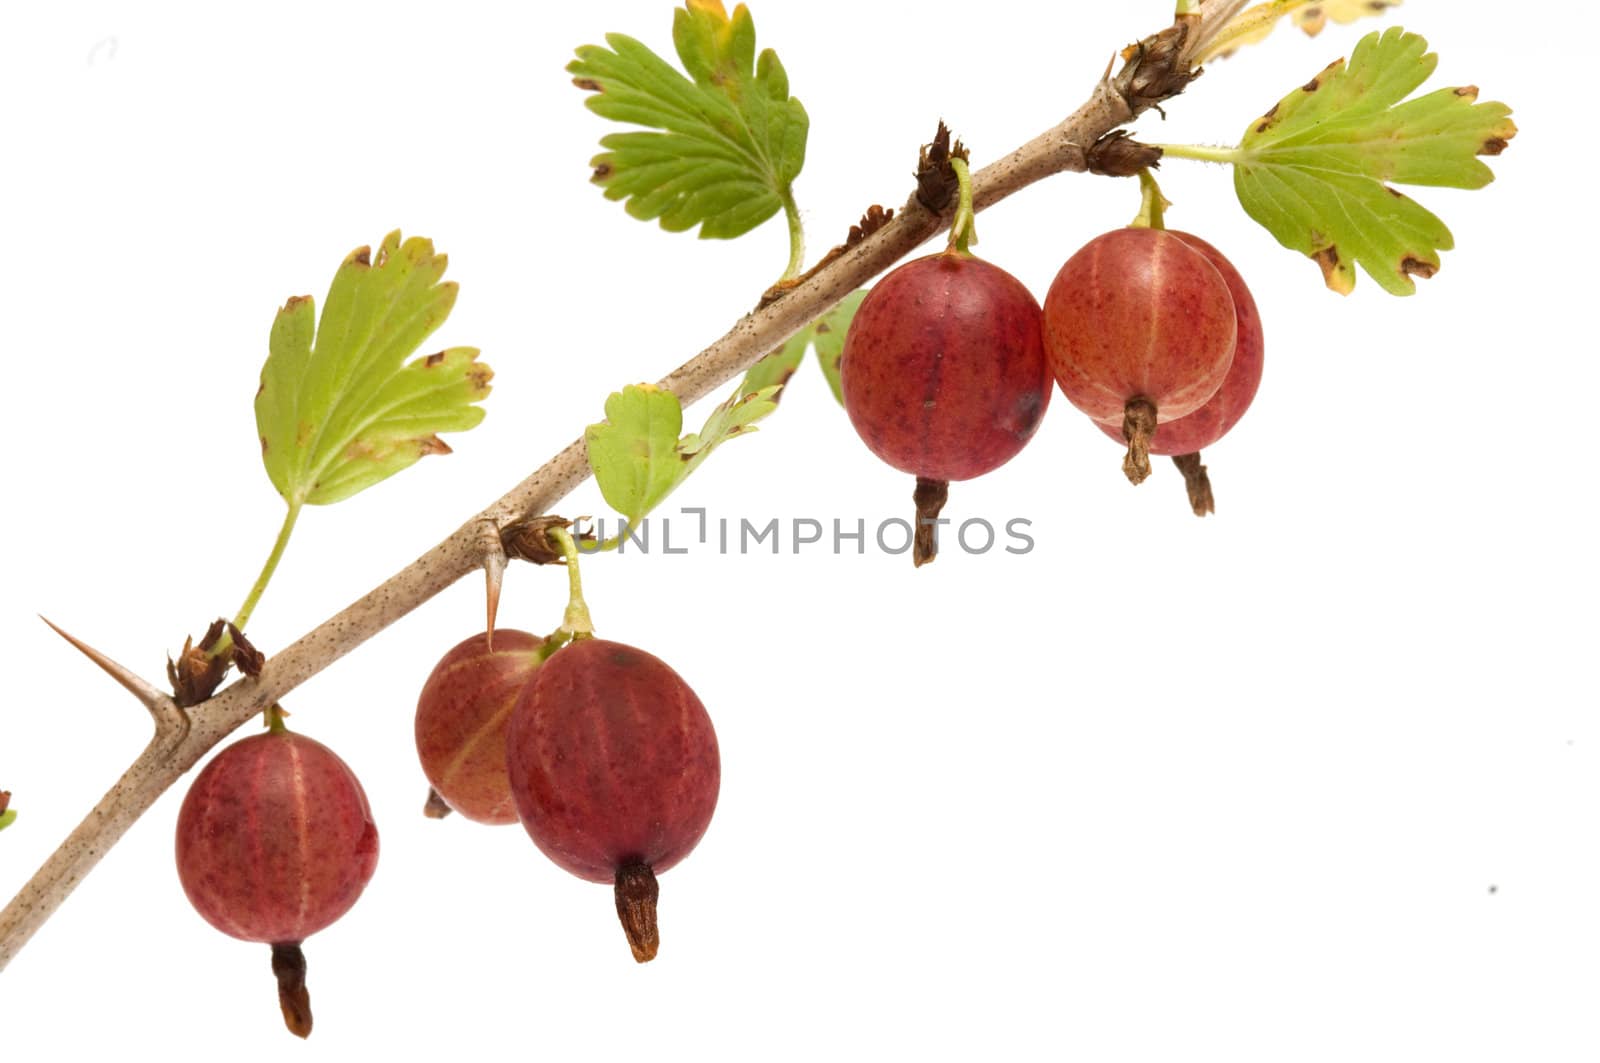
[0,17,1200,970]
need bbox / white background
[1,2,1592,1060]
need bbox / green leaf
[0,810,15,833]
[1230,27,1515,295]
[810,290,866,405]
[255,231,492,506]
[585,385,685,527]
[680,385,780,477]
[586,382,780,525]
[740,289,866,405]
[569,0,809,240]
[741,328,812,397]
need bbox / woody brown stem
[1172,452,1215,516]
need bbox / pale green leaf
[740,289,866,406]
[1230,27,1516,295]
[569,0,808,240]
[584,385,685,526]
[586,382,780,525]
[741,328,812,398]
[255,231,492,506]
[810,290,866,405]
[680,385,780,479]
[0,809,14,833]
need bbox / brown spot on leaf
[350,247,371,268]
[467,364,493,389]
[284,294,313,311]
[260,435,270,455]
[572,77,602,92]
[296,421,314,447]
[1481,137,1510,156]
[1455,85,1480,99]
[424,352,446,368]
[1255,103,1280,135]
[593,162,613,181]
[1401,256,1438,280]
[418,435,452,457]
[1301,58,1343,93]
[1313,246,1342,284]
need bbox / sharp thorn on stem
[39,616,188,739]
[482,528,507,652]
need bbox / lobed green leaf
[585,381,780,526]
[255,231,491,507]
[740,289,866,405]
[568,0,809,240]
[585,385,687,527]
[1231,27,1515,295]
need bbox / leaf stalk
[780,188,806,282]
[234,501,303,634]
[1149,142,1244,165]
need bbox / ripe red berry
[415,629,548,824]
[1044,227,1237,483]
[1091,233,1264,515]
[841,250,1051,564]
[506,638,719,962]
[175,726,379,1038]
[1095,232,1264,457]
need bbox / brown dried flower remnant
[503,516,592,566]
[915,121,970,214]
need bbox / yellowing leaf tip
[687,0,729,23]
